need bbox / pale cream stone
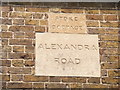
[35,33,100,77]
[48,13,87,33]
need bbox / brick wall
[1,2,120,89]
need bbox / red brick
[14,32,24,38]
[101,48,118,55]
[11,75,23,81]
[35,26,46,32]
[1,25,8,31]
[49,76,61,82]
[33,13,43,19]
[100,22,119,28]
[83,84,109,88]
[13,46,24,52]
[109,85,119,88]
[1,66,9,74]
[45,83,66,88]
[8,67,31,74]
[8,53,33,59]
[86,15,103,20]
[25,46,34,53]
[61,9,83,13]
[14,6,25,11]
[101,62,119,69]
[25,60,35,67]
[1,32,12,38]
[105,28,119,34]
[2,75,10,81]
[26,7,49,12]
[98,28,106,34]
[9,26,34,32]
[1,52,7,59]
[1,6,12,11]
[107,55,119,62]
[106,42,119,48]
[25,19,39,25]
[102,77,119,84]
[88,77,100,83]
[2,19,12,25]
[1,60,11,67]
[61,77,86,83]
[69,83,82,88]
[101,70,107,76]
[12,60,24,67]
[104,15,117,21]
[7,83,32,88]
[2,45,12,52]
[85,10,99,14]
[101,55,119,62]
[24,75,48,82]
[100,35,118,41]
[49,8,61,13]
[87,28,99,34]
[100,55,108,62]
[99,41,106,48]
[9,12,32,19]
[33,83,44,88]
[108,70,119,77]
[40,20,48,25]
[13,19,24,25]
[9,39,32,45]
[100,10,117,14]
[86,21,99,27]
[25,32,35,38]
[2,82,7,89]
[2,12,9,17]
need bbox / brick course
[1,2,119,89]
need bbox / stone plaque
[48,13,87,33]
[35,33,100,77]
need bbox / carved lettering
[71,44,77,50]
[52,25,55,29]
[61,58,67,64]
[51,44,56,49]
[75,58,80,64]
[38,43,97,50]
[48,13,87,33]
[57,44,63,49]
[92,45,97,50]
[51,25,82,31]
[68,58,74,64]
[54,57,81,64]
[55,16,78,21]
[78,45,83,50]
[84,45,89,50]
[64,44,70,49]
[38,44,44,49]
[75,17,78,21]
[54,58,60,63]
[45,44,50,49]
[36,33,100,76]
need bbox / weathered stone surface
[35,33,100,77]
[48,13,87,34]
